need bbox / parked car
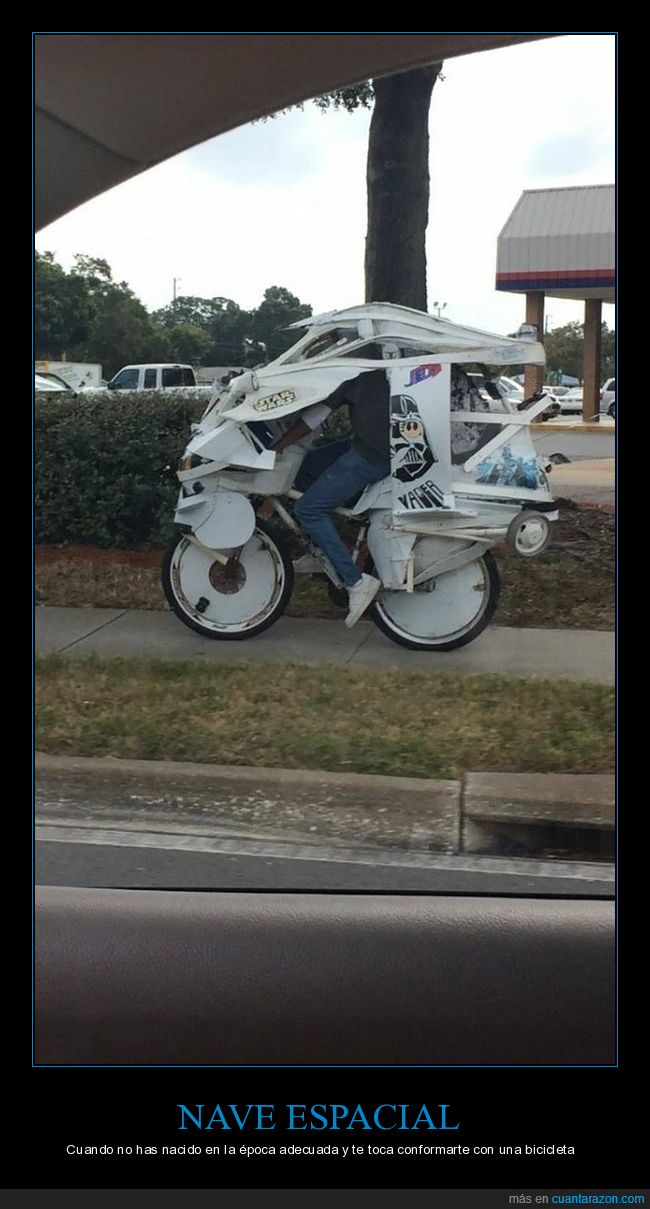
[600,377,615,418]
[466,372,521,404]
[556,387,583,414]
[497,374,525,402]
[35,371,76,393]
[500,376,562,418]
[554,387,615,420]
[467,372,559,420]
[107,363,203,391]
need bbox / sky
[36,33,616,337]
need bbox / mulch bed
[35,502,614,570]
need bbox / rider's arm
[270,374,359,452]
[271,418,312,452]
[270,401,336,451]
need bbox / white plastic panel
[389,363,454,514]
[187,491,256,549]
[367,511,416,589]
[187,421,274,470]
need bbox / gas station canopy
[496,185,615,303]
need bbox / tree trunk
[365,64,441,311]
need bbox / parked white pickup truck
[106,363,209,391]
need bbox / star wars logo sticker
[391,394,437,483]
[253,389,296,413]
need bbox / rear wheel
[372,549,500,651]
[162,519,294,639]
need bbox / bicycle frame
[173,303,558,594]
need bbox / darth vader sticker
[388,364,454,513]
[391,395,437,483]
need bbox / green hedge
[35,392,205,547]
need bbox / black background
[13,1060,645,1187]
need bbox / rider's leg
[294,445,389,588]
[294,438,352,494]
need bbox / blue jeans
[294,439,390,587]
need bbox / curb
[35,752,615,804]
[464,770,614,827]
[35,753,462,855]
[36,754,615,859]
[34,752,457,796]
[461,770,614,860]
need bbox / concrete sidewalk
[35,606,615,683]
[547,458,615,506]
[531,418,615,432]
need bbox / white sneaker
[345,574,380,627]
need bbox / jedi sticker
[406,363,442,387]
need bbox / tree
[544,320,615,383]
[35,251,92,358]
[154,295,253,364]
[600,324,615,380]
[364,66,441,308]
[154,295,227,330]
[156,288,313,366]
[163,322,212,365]
[35,253,315,374]
[68,254,168,375]
[280,64,443,309]
[250,286,312,362]
[204,298,253,365]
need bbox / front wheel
[162,519,294,639]
[371,550,500,651]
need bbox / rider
[270,344,390,628]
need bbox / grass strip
[36,654,614,780]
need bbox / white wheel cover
[170,532,284,633]
[376,544,490,642]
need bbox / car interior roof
[35,33,555,229]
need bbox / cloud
[183,103,371,188]
[184,112,320,186]
[527,129,614,179]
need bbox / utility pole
[173,277,181,311]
